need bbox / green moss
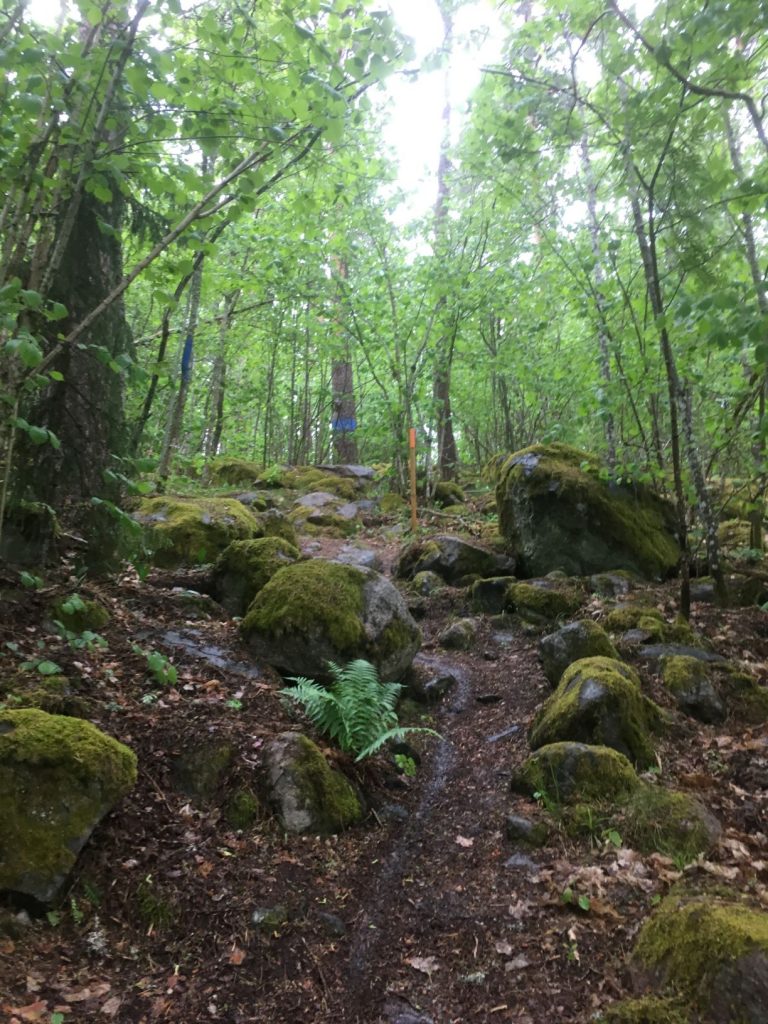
[260,513,298,547]
[604,606,694,644]
[497,444,679,578]
[600,996,689,1024]
[136,495,259,566]
[632,893,768,1009]
[374,617,420,666]
[215,537,300,614]
[292,734,362,833]
[224,787,261,830]
[291,508,356,536]
[241,560,366,652]
[136,877,177,930]
[717,518,753,552]
[434,480,466,507]
[411,570,444,595]
[622,784,720,864]
[661,656,704,695]
[209,457,262,486]
[511,742,640,804]
[530,657,658,768]
[506,582,583,622]
[283,468,359,500]
[380,492,407,514]
[0,709,137,902]
[171,739,234,803]
[49,595,110,633]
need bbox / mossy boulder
[604,605,695,646]
[212,537,300,616]
[661,656,726,724]
[510,742,640,804]
[539,620,619,686]
[209,457,262,486]
[170,739,235,804]
[411,570,445,596]
[589,570,635,598]
[396,534,515,585]
[224,787,261,830]
[621,785,721,863]
[717,518,754,555]
[433,480,466,507]
[134,496,260,566]
[380,492,407,514]
[49,595,110,633]
[282,467,360,500]
[496,444,679,579]
[438,617,478,651]
[259,509,299,547]
[629,892,768,1022]
[0,708,137,906]
[506,580,584,624]
[240,560,420,681]
[529,657,659,768]
[264,732,363,834]
[469,575,517,614]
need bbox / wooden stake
[409,428,418,533]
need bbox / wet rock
[505,813,550,847]
[629,891,768,1023]
[438,617,478,651]
[469,575,517,614]
[504,852,538,872]
[539,620,619,686]
[264,732,363,835]
[661,655,726,724]
[396,534,515,584]
[407,653,463,703]
[0,709,137,907]
[529,657,660,768]
[690,578,717,604]
[241,560,421,682]
[496,443,679,579]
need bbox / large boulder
[0,709,137,906]
[396,534,514,585]
[496,444,679,579]
[240,559,420,681]
[529,657,660,768]
[134,495,261,566]
[212,537,300,616]
[264,732,363,834]
[629,892,768,1023]
[539,620,619,686]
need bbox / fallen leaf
[494,940,514,956]
[229,947,246,966]
[8,1002,48,1021]
[406,955,440,975]
[100,996,122,1017]
[455,835,474,848]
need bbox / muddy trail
[1,529,767,1024]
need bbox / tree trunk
[331,257,358,463]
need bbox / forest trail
[1,527,767,1024]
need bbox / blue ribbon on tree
[181,333,194,383]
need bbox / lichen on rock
[529,657,660,768]
[0,708,137,906]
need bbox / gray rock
[251,905,289,930]
[486,725,521,743]
[505,814,550,847]
[504,852,539,872]
[263,732,363,835]
[438,617,478,651]
[661,655,726,724]
[408,653,464,702]
[334,545,384,571]
[410,570,444,596]
[396,534,515,584]
[296,491,338,508]
[637,644,727,667]
[539,620,619,686]
[317,464,375,481]
[589,571,634,597]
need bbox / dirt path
[1,533,767,1024]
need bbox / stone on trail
[661,655,726,724]
[528,657,660,768]
[495,443,679,579]
[407,652,465,703]
[264,732,363,835]
[511,741,640,804]
[438,617,478,651]
[0,708,137,907]
[539,620,619,686]
[240,559,420,681]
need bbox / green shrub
[281,659,439,761]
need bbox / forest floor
[1,515,767,1024]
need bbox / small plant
[133,644,178,687]
[280,659,440,761]
[20,658,62,676]
[394,752,417,777]
[561,886,591,912]
[20,570,44,589]
[54,621,108,651]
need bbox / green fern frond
[356,726,442,762]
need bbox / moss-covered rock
[529,657,659,768]
[622,785,721,863]
[496,444,679,579]
[717,518,754,554]
[49,594,110,633]
[506,581,584,624]
[260,509,299,547]
[213,537,300,616]
[396,534,515,584]
[282,467,360,500]
[539,620,619,686]
[589,570,635,598]
[511,742,640,804]
[224,787,261,830]
[629,892,768,1022]
[0,708,137,906]
[209,457,262,486]
[134,496,260,566]
[264,732,363,834]
[661,656,725,724]
[241,560,420,681]
[0,675,91,718]
[380,492,406,514]
[469,575,517,614]
[433,480,466,507]
[600,996,690,1024]
[411,570,445,596]
[170,739,235,804]
[438,617,478,650]
[604,606,695,646]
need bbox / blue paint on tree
[181,334,194,382]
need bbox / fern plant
[280,659,439,762]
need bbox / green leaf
[37,660,62,675]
